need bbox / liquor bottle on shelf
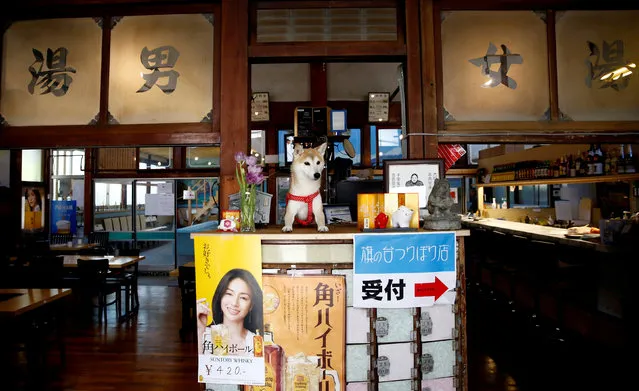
[575,151,583,176]
[593,144,604,175]
[569,154,577,177]
[604,149,611,175]
[626,144,636,174]
[618,144,626,174]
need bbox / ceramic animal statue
[282,142,329,232]
[391,205,414,228]
[374,212,389,229]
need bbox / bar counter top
[461,217,628,253]
[191,223,470,242]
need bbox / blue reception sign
[353,232,457,308]
[51,200,77,235]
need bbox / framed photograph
[323,204,353,224]
[251,92,270,121]
[383,159,445,209]
[368,92,390,123]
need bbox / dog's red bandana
[286,191,320,226]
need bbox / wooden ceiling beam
[445,121,639,131]
[0,124,219,148]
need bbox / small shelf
[476,173,639,188]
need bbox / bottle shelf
[475,173,639,188]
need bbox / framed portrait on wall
[383,159,445,209]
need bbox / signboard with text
[353,232,457,308]
[193,235,265,386]
[51,200,77,235]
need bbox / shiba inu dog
[282,142,329,232]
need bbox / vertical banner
[248,275,346,391]
[50,200,77,235]
[22,185,45,231]
[353,232,457,308]
[194,235,265,386]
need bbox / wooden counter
[461,218,628,253]
[192,224,470,264]
[191,224,471,391]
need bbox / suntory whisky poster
[194,234,265,386]
[247,274,346,391]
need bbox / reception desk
[192,225,470,391]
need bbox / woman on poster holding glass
[196,268,264,356]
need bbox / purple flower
[246,171,265,185]
[235,152,246,163]
[246,155,257,166]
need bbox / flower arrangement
[235,151,266,231]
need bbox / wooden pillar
[404,0,425,159]
[219,0,249,210]
[310,62,328,107]
[420,0,439,158]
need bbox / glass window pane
[93,179,132,233]
[334,128,361,166]
[139,147,172,169]
[1,18,101,126]
[370,125,378,166]
[378,128,402,165]
[52,149,85,176]
[109,14,214,124]
[278,130,294,167]
[21,149,43,182]
[442,11,549,120]
[186,146,220,168]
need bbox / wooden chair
[178,265,196,342]
[111,248,141,318]
[76,258,121,323]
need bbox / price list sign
[353,232,457,308]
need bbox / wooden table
[60,255,145,268]
[0,288,72,384]
[58,255,145,322]
[0,288,72,318]
[49,243,98,252]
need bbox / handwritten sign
[353,232,456,308]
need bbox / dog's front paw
[282,225,293,232]
[317,225,329,232]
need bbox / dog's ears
[293,143,305,158]
[316,142,327,156]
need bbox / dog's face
[291,142,327,181]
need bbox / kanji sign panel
[353,232,457,308]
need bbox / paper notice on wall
[157,183,173,194]
[72,180,85,208]
[145,193,175,216]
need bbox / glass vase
[240,187,256,232]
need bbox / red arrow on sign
[414,277,448,301]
